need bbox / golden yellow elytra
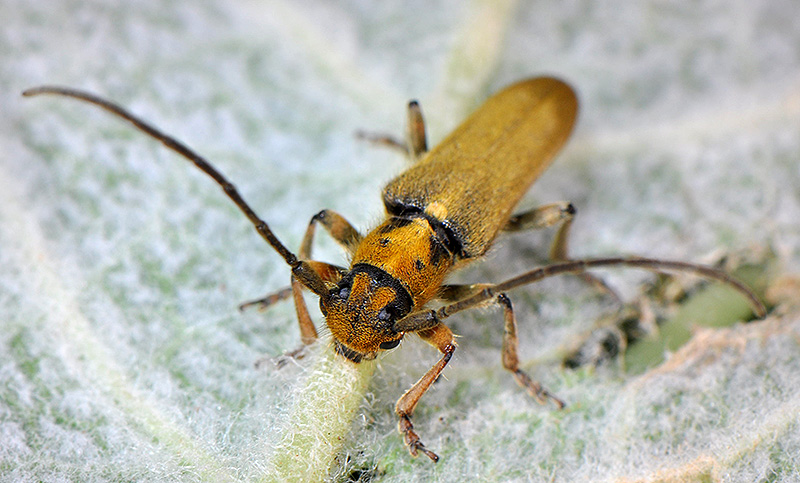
[23,78,766,462]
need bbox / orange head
[320,263,412,362]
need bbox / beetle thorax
[352,216,454,308]
[321,216,455,361]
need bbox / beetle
[23,78,765,461]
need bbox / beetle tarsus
[238,286,294,312]
[255,344,310,370]
[513,369,566,409]
[399,414,439,462]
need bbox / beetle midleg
[299,209,364,257]
[504,202,575,233]
[356,100,428,161]
[239,209,361,311]
[498,294,565,408]
[437,283,492,303]
[395,323,456,462]
[505,202,621,303]
[238,286,293,311]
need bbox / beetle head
[320,263,411,362]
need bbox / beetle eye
[379,338,401,350]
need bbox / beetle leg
[354,131,407,154]
[299,209,364,257]
[504,202,575,233]
[395,323,456,462]
[425,288,566,408]
[436,283,492,303]
[246,210,358,365]
[240,209,361,311]
[283,211,358,359]
[289,260,347,342]
[356,100,428,161]
[289,211,357,354]
[498,294,565,408]
[505,202,621,304]
[238,285,293,311]
[253,260,346,368]
[404,100,427,160]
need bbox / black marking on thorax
[340,263,414,318]
[382,200,464,258]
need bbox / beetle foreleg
[240,210,360,311]
[286,211,359,352]
[251,260,346,368]
[289,260,346,343]
[395,323,456,462]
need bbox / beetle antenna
[22,86,328,297]
[396,257,766,333]
[494,257,766,316]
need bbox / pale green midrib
[262,343,376,482]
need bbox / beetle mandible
[23,77,765,461]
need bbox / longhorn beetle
[23,78,766,462]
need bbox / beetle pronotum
[23,78,765,462]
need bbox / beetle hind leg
[498,294,565,408]
[505,202,622,304]
[356,100,428,162]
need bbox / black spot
[415,259,424,271]
[428,234,449,266]
[426,217,462,258]
[379,238,390,246]
[383,198,422,218]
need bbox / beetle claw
[254,344,310,370]
[513,369,566,409]
[399,415,439,462]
